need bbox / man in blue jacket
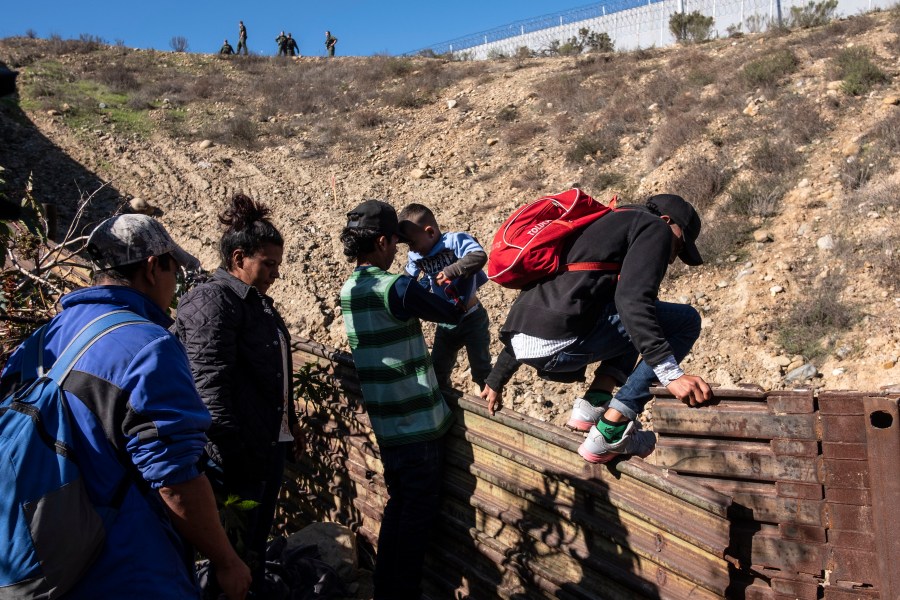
[1,214,250,599]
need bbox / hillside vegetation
[2,10,900,425]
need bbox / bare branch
[44,180,115,269]
[6,249,64,296]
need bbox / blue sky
[2,1,592,57]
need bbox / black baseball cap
[645,194,703,266]
[346,200,398,237]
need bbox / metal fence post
[864,396,900,599]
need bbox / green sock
[584,390,612,407]
[596,415,628,443]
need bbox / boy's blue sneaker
[565,397,607,432]
[577,420,657,464]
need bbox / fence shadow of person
[426,388,662,600]
[0,61,123,238]
[281,345,368,538]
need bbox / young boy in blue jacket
[398,203,492,391]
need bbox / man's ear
[424,224,436,238]
[141,256,159,286]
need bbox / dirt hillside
[2,13,899,426]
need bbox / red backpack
[487,189,620,289]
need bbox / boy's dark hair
[91,253,173,285]
[340,227,381,261]
[219,193,283,269]
[398,203,436,226]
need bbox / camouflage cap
[86,214,200,271]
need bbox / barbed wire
[409,0,887,58]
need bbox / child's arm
[440,250,487,280]
[440,232,487,280]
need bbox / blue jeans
[374,437,445,600]
[528,301,701,421]
[432,304,492,390]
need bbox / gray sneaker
[577,420,657,464]
[566,397,607,432]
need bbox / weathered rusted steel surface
[862,396,900,600]
[651,388,898,599]
[286,339,895,599]
[284,339,734,599]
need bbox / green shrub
[742,49,799,87]
[789,0,838,28]
[835,47,889,96]
[581,28,615,53]
[669,11,715,43]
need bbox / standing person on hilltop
[325,30,338,56]
[275,31,288,56]
[285,33,299,57]
[175,194,302,598]
[237,20,248,55]
[340,200,462,600]
[481,194,714,464]
[0,214,251,600]
[398,202,493,393]
[220,39,235,55]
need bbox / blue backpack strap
[18,324,49,383]
[45,310,150,384]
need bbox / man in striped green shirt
[340,200,461,600]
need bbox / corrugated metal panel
[285,338,896,599]
[284,339,734,599]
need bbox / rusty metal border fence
[647,388,899,599]
[281,337,898,599]
[283,338,736,599]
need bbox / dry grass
[693,214,754,265]
[510,164,546,192]
[352,109,384,129]
[776,94,829,144]
[565,122,624,164]
[749,136,802,173]
[726,176,784,218]
[534,73,607,115]
[503,121,547,146]
[646,111,707,166]
[669,158,729,210]
[776,276,858,360]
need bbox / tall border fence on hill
[409,0,891,58]
[282,337,900,600]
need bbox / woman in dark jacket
[176,194,299,594]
